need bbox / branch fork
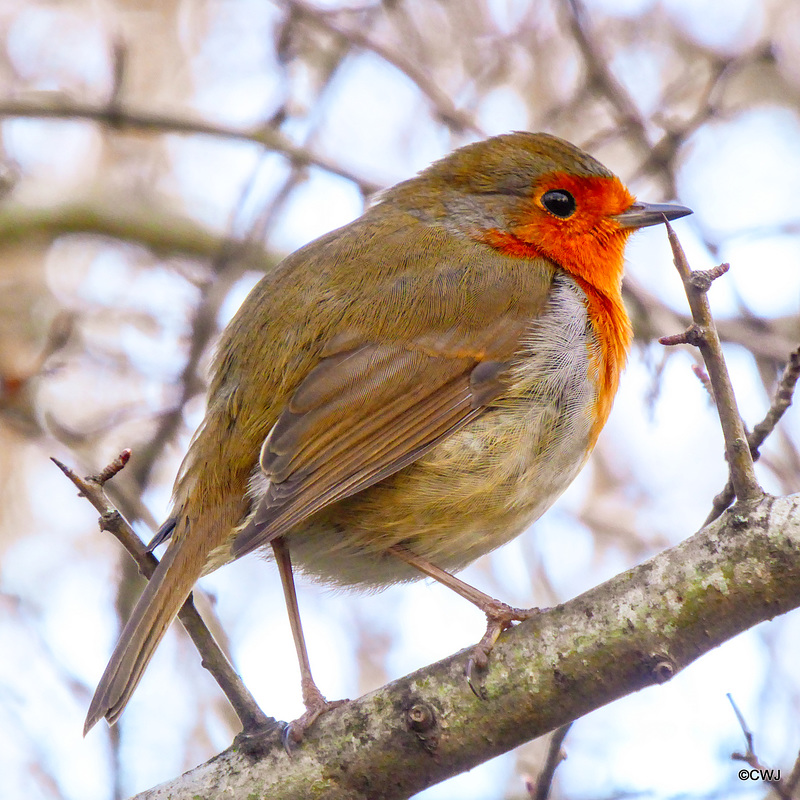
[658,222,763,517]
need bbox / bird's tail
[84,537,200,735]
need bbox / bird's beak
[613,201,692,230]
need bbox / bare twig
[279,0,481,136]
[624,276,799,362]
[705,346,800,524]
[659,224,762,509]
[728,693,792,800]
[129,258,236,489]
[528,722,573,800]
[108,39,126,115]
[727,693,754,756]
[786,749,800,796]
[750,347,800,456]
[565,0,648,147]
[51,452,276,736]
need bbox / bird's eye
[541,190,576,218]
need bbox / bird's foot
[466,601,540,698]
[282,678,348,751]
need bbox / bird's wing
[231,337,514,559]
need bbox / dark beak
[614,201,693,230]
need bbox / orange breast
[474,225,632,446]
[285,271,618,588]
[569,274,631,445]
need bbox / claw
[465,603,540,698]
[386,546,542,698]
[465,655,487,699]
[281,721,296,754]
[281,694,349,753]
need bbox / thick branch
[134,493,800,800]
[0,200,253,262]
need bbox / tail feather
[84,540,199,735]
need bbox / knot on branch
[99,509,124,533]
[649,654,677,684]
[405,699,439,752]
[689,262,730,292]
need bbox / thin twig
[727,693,754,756]
[280,0,481,136]
[785,749,800,795]
[750,347,800,455]
[691,363,715,401]
[728,693,792,800]
[565,0,648,146]
[51,452,276,736]
[705,346,800,524]
[659,223,762,510]
[528,722,573,800]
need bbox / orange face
[474,170,637,445]
[511,171,635,295]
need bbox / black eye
[541,189,576,218]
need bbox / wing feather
[232,343,508,558]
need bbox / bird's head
[393,131,691,296]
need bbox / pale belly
[282,274,604,589]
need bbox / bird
[84,131,691,739]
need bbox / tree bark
[131,492,800,800]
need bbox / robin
[84,131,691,739]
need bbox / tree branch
[0,95,381,196]
[660,225,762,507]
[529,722,572,800]
[132,493,800,800]
[0,199,247,262]
[706,347,800,525]
[51,453,276,736]
[278,0,481,136]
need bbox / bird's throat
[474,226,631,447]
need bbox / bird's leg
[272,536,347,745]
[387,544,541,696]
